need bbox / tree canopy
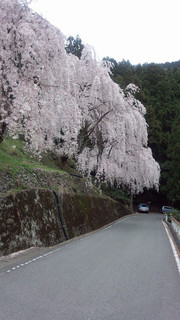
[65,35,84,59]
[103,57,180,206]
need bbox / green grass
[0,137,29,174]
[0,136,69,175]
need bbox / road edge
[162,220,180,275]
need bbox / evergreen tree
[65,35,84,59]
[103,57,180,206]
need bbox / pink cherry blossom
[0,0,160,194]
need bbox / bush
[100,184,130,204]
[172,209,180,222]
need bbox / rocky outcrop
[0,188,130,256]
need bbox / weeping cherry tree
[0,0,160,196]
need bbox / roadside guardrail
[165,214,180,237]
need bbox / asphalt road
[0,213,180,320]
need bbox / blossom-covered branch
[0,0,160,194]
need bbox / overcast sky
[30,0,179,65]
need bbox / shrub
[172,209,180,222]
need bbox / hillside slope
[0,136,131,256]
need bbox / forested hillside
[103,58,180,206]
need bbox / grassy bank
[0,135,131,206]
[0,136,78,175]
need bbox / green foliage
[103,58,141,89]
[101,183,130,204]
[171,209,180,222]
[161,111,180,204]
[65,35,84,59]
[103,57,180,206]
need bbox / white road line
[1,215,133,277]
[104,226,112,230]
[162,220,180,275]
[1,247,66,277]
[101,216,130,232]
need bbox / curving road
[0,213,180,320]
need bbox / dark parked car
[138,203,149,213]
[161,206,174,214]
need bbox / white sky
[30,0,180,65]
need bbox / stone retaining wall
[0,188,131,256]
